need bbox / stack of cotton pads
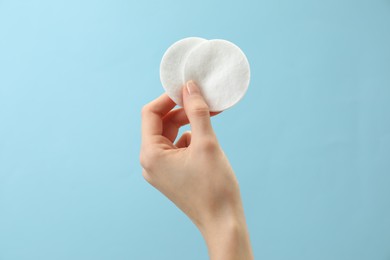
[160,37,250,111]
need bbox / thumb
[182,81,215,140]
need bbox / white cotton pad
[183,39,250,111]
[160,37,207,106]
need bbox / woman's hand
[140,81,253,260]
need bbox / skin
[140,80,254,260]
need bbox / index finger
[141,93,176,142]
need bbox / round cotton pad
[160,37,207,106]
[184,39,250,111]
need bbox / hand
[140,81,253,260]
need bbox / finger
[182,80,215,141]
[162,108,188,142]
[162,108,222,143]
[141,93,176,142]
[175,131,192,148]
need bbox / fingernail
[186,80,199,95]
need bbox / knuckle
[142,170,153,184]
[201,137,219,153]
[139,153,149,169]
[141,105,150,116]
[189,103,209,118]
[139,148,160,171]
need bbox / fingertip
[210,111,223,117]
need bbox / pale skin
[140,80,254,260]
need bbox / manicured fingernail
[186,80,199,95]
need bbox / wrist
[198,207,254,260]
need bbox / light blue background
[1,0,389,259]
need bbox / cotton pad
[160,37,250,111]
[160,37,207,106]
[183,39,250,111]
